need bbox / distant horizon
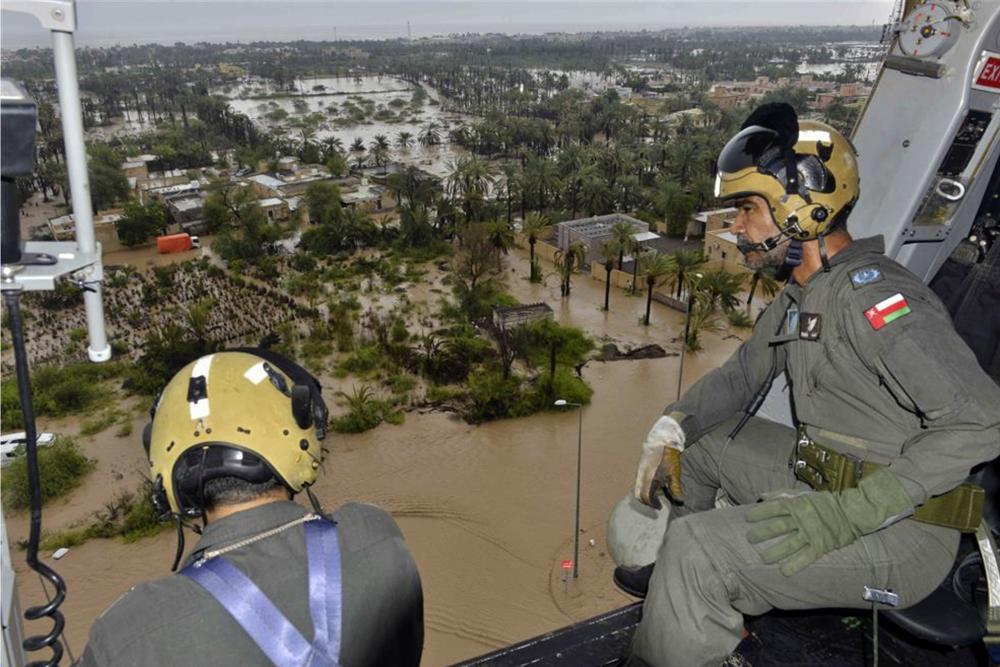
[1,1,894,49]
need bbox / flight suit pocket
[879,336,968,420]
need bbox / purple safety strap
[182,519,342,667]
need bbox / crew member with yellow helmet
[611,103,1000,666]
[79,350,424,666]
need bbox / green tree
[699,268,745,313]
[304,181,344,226]
[554,242,587,297]
[666,249,708,298]
[598,239,621,311]
[87,144,129,211]
[521,212,549,283]
[640,252,675,326]
[114,200,168,247]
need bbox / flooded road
[7,243,744,665]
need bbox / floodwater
[218,75,473,177]
[6,244,745,665]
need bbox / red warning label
[973,52,1000,92]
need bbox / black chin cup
[737,233,784,255]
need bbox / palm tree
[684,294,724,352]
[370,134,390,152]
[554,242,587,297]
[485,219,515,269]
[598,239,621,311]
[350,137,365,153]
[418,121,441,146]
[396,131,414,150]
[370,145,390,175]
[521,212,549,283]
[699,268,745,313]
[746,268,780,315]
[640,252,675,326]
[666,249,708,299]
[610,220,636,270]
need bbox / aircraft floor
[454,603,993,666]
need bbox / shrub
[337,345,383,376]
[385,373,417,394]
[1,361,122,431]
[80,409,122,436]
[463,368,522,423]
[2,438,96,510]
[727,310,754,329]
[37,480,168,550]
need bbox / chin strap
[818,234,832,272]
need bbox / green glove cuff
[840,467,914,534]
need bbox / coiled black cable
[4,290,66,667]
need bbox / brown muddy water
[5,244,744,665]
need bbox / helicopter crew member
[617,104,1000,667]
[79,350,424,667]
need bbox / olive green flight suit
[79,500,423,667]
[629,236,1000,667]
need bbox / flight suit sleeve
[843,281,1000,505]
[666,294,789,443]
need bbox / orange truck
[155,233,201,253]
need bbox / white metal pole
[51,30,111,362]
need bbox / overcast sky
[2,1,898,48]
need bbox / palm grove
[4,27,868,430]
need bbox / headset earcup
[142,421,153,457]
[291,385,314,430]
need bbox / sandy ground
[5,241,745,665]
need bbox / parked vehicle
[155,233,200,254]
[0,432,56,467]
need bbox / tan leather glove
[634,415,686,509]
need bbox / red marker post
[561,559,573,593]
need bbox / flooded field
[6,241,746,665]
[218,75,473,177]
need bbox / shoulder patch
[850,265,883,289]
[864,293,911,330]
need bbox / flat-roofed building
[167,195,204,224]
[704,228,749,274]
[556,213,652,266]
[492,302,553,330]
[257,197,290,223]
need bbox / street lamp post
[676,273,703,401]
[554,398,583,579]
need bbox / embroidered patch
[864,293,911,330]
[785,306,800,336]
[850,266,883,289]
[799,313,822,341]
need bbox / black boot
[613,563,654,598]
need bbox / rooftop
[250,174,286,190]
[558,213,646,238]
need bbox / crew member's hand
[745,468,913,576]
[634,415,686,509]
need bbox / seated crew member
[79,350,423,667]
[611,103,1000,667]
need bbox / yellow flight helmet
[715,115,860,240]
[144,350,328,517]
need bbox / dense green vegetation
[0,361,123,431]
[1,438,96,511]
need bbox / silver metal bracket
[863,586,900,607]
[0,242,101,292]
[1,0,77,32]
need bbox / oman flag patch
[864,293,912,330]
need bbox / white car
[0,432,56,467]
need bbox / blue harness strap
[181,518,343,667]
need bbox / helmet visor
[717,126,784,176]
